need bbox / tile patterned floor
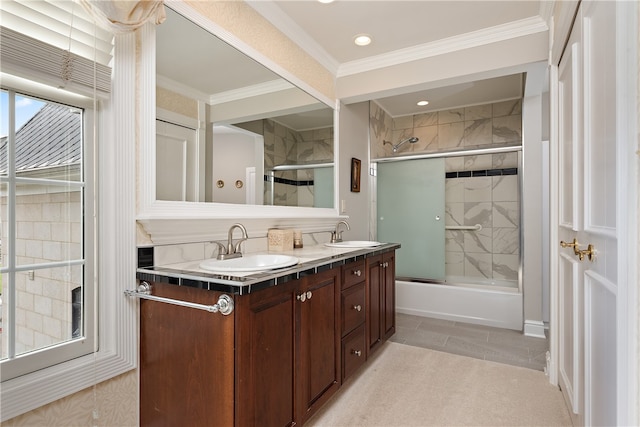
[390,313,549,371]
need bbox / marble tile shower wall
[369,99,522,158]
[263,119,333,207]
[445,154,520,282]
[370,99,522,283]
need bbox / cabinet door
[366,255,383,354]
[140,283,235,427]
[236,280,298,427]
[382,252,396,340]
[297,268,341,423]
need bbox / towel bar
[124,281,234,315]
[444,224,482,231]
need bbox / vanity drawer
[342,324,366,382]
[341,282,366,336]
[342,260,365,290]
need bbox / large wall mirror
[154,6,335,210]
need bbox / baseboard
[524,320,547,338]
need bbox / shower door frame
[371,145,523,293]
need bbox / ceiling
[158,1,549,129]
[248,0,549,117]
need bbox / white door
[156,120,199,202]
[556,2,619,425]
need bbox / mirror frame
[138,1,341,233]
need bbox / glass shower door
[377,158,445,280]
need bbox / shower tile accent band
[445,167,518,179]
[264,175,314,186]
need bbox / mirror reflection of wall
[155,7,335,208]
[208,125,263,204]
[235,118,333,207]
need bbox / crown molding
[209,79,294,105]
[156,74,209,103]
[246,0,340,75]
[338,16,548,78]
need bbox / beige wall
[156,86,198,119]
[3,371,137,427]
[337,101,372,240]
[186,0,335,103]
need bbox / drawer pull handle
[351,349,362,357]
[352,269,362,277]
[352,304,362,312]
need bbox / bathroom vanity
[135,243,398,426]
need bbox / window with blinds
[0,0,113,97]
[0,0,109,382]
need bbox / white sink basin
[324,241,382,248]
[199,254,299,273]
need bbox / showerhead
[392,137,419,152]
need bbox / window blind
[0,0,113,96]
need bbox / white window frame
[0,86,96,381]
[0,33,137,422]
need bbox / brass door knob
[578,244,595,262]
[560,239,595,262]
[560,238,579,250]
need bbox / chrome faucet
[216,223,248,260]
[330,220,350,243]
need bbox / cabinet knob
[352,269,362,277]
[296,291,313,303]
[352,304,362,312]
[351,349,362,357]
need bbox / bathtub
[395,277,523,330]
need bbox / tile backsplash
[141,231,334,267]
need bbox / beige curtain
[78,0,166,33]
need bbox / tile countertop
[136,243,400,295]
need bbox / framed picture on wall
[351,158,361,192]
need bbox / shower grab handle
[445,224,482,231]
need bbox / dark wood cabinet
[236,268,341,426]
[297,268,341,424]
[139,249,395,427]
[139,283,236,427]
[340,260,367,382]
[382,251,396,340]
[235,279,298,427]
[366,251,396,355]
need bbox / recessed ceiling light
[354,34,372,46]
[318,0,334,3]
[417,100,429,106]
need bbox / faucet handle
[233,238,247,255]
[214,241,228,257]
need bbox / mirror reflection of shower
[384,137,419,153]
